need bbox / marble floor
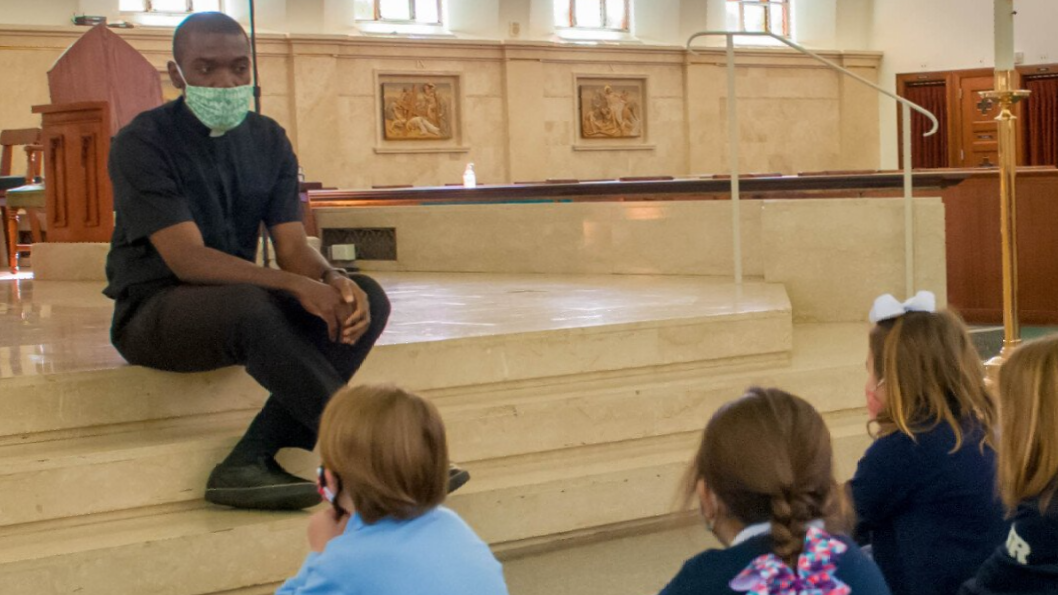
[0,271,788,380]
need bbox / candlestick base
[984,339,1022,385]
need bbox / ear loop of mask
[317,466,347,517]
[699,489,719,533]
[708,493,720,533]
[174,63,189,91]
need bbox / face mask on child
[865,379,885,420]
[175,64,253,137]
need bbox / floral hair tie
[729,526,850,595]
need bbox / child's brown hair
[684,387,841,566]
[997,336,1058,512]
[318,384,448,524]
[868,310,995,450]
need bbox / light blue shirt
[277,506,509,595]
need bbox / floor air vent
[322,228,398,261]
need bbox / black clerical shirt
[104,97,302,316]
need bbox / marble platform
[0,271,873,595]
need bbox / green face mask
[176,64,253,137]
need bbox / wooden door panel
[959,75,1000,167]
[34,102,115,243]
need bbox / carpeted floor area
[970,325,1058,360]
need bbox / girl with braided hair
[849,292,1007,595]
[659,387,890,595]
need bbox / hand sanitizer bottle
[463,163,477,188]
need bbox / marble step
[2,319,858,454]
[200,519,715,595]
[0,417,870,595]
[0,326,865,528]
[438,323,867,462]
[501,518,713,595]
[1,288,792,440]
[0,433,699,595]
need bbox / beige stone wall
[316,197,947,323]
[0,25,882,189]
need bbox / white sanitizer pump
[463,163,477,188]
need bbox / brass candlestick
[983,70,1030,377]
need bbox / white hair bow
[869,291,937,324]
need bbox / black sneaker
[448,464,471,493]
[205,456,320,511]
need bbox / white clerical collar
[730,519,826,547]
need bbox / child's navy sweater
[959,498,1058,595]
[658,533,891,595]
[850,422,1008,595]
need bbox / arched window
[726,0,789,36]
[354,0,443,25]
[119,0,221,13]
[554,0,631,32]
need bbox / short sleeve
[264,129,303,229]
[276,552,350,595]
[109,130,194,242]
[849,433,923,540]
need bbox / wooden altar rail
[307,171,970,208]
[307,167,1058,325]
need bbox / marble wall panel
[317,197,945,322]
[838,65,881,170]
[317,200,764,277]
[0,28,883,190]
[336,59,376,98]
[761,198,947,322]
[0,48,61,130]
[292,54,343,184]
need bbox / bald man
[104,12,466,510]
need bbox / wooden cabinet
[32,102,113,243]
[941,167,1058,324]
[28,24,162,244]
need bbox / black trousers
[112,275,391,458]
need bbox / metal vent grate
[322,228,397,261]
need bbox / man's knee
[352,274,391,326]
[229,285,288,332]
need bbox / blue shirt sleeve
[276,552,350,595]
[849,432,924,540]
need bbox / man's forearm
[276,241,335,281]
[169,243,307,292]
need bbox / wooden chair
[0,128,44,271]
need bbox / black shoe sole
[205,483,321,511]
[448,468,471,494]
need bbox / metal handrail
[686,31,939,295]
[687,31,940,135]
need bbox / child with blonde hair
[850,292,1007,595]
[277,385,508,595]
[660,387,890,595]
[961,335,1058,594]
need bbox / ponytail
[685,387,840,562]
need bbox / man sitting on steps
[103,12,468,511]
